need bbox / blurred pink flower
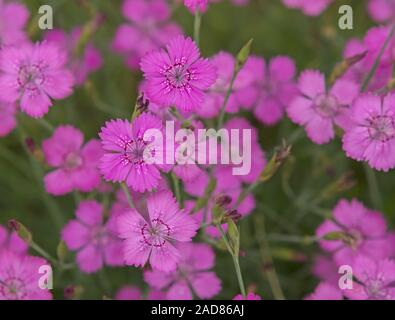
[345,255,395,300]
[117,191,198,272]
[43,125,102,196]
[343,94,395,171]
[141,36,217,112]
[287,70,359,144]
[197,52,255,118]
[0,42,74,118]
[44,28,103,85]
[367,0,395,23]
[99,113,169,192]
[113,0,182,70]
[0,102,16,137]
[0,0,29,46]
[305,282,342,300]
[144,242,221,299]
[184,0,208,13]
[239,55,297,125]
[0,250,52,300]
[317,199,394,266]
[282,0,334,16]
[62,200,123,273]
[0,225,28,254]
[233,292,262,300]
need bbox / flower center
[141,218,171,247]
[365,279,389,300]
[313,94,339,118]
[65,152,83,170]
[91,226,109,246]
[17,64,45,92]
[162,57,195,93]
[368,115,395,142]
[0,277,26,300]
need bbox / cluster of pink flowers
[281,0,334,16]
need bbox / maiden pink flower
[305,282,342,300]
[144,242,221,299]
[316,199,393,266]
[0,101,16,137]
[239,55,297,125]
[113,0,182,70]
[99,113,169,192]
[0,225,27,254]
[344,255,395,300]
[368,0,395,23]
[62,200,123,273]
[233,292,262,300]
[343,94,395,171]
[44,28,103,85]
[0,0,29,46]
[117,191,198,272]
[0,251,52,300]
[43,125,102,196]
[140,36,217,112]
[184,0,209,13]
[282,0,334,16]
[0,42,74,118]
[287,70,359,144]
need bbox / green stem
[37,118,54,133]
[217,72,237,129]
[363,163,383,210]
[217,224,246,297]
[171,172,183,207]
[193,9,202,46]
[254,215,285,300]
[30,241,58,265]
[361,23,395,91]
[120,182,135,209]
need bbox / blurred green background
[1,0,393,299]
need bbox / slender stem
[120,182,135,209]
[254,215,285,300]
[171,173,183,207]
[361,23,395,91]
[217,224,246,297]
[37,118,54,133]
[363,163,383,210]
[217,72,237,129]
[30,241,58,265]
[17,127,64,229]
[193,9,202,46]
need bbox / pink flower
[117,191,198,272]
[342,27,394,92]
[140,36,217,112]
[305,282,342,300]
[184,0,209,13]
[0,101,16,137]
[44,28,103,85]
[113,0,182,70]
[316,199,393,266]
[0,250,52,300]
[287,70,359,144]
[367,0,395,23]
[115,286,166,300]
[0,225,28,254]
[43,125,102,196]
[144,242,221,299]
[197,52,255,118]
[239,55,297,125]
[345,255,395,300]
[282,0,334,16]
[233,292,262,300]
[0,0,29,46]
[99,113,169,192]
[312,255,339,285]
[0,42,74,118]
[343,94,395,171]
[62,200,123,273]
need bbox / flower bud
[7,219,32,244]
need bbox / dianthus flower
[43,125,102,195]
[305,282,342,300]
[282,0,334,16]
[0,0,29,46]
[0,102,16,137]
[0,225,27,254]
[367,0,395,23]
